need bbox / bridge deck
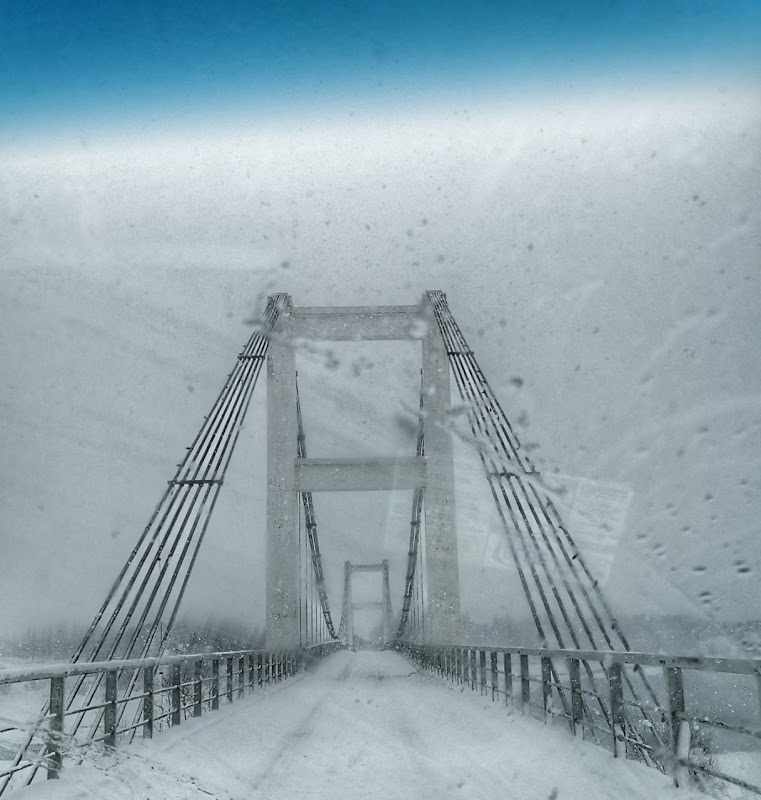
[20,651,701,800]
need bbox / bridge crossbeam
[294,457,426,492]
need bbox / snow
[1,90,760,641]
[15,650,701,800]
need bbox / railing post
[541,657,552,722]
[171,663,182,726]
[249,654,255,689]
[211,658,220,710]
[104,669,117,747]
[193,659,203,718]
[664,666,687,785]
[504,653,512,707]
[257,652,263,687]
[47,676,65,779]
[470,649,477,691]
[609,662,626,758]
[143,665,154,739]
[491,651,498,702]
[569,658,583,738]
[520,654,530,713]
[479,650,487,696]
[226,657,234,703]
[238,654,245,698]
[457,648,463,684]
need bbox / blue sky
[2,0,760,135]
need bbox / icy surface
[16,650,701,800]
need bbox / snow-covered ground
[14,650,703,800]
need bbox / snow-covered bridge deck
[18,650,699,800]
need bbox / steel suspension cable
[429,295,632,737]
[4,297,287,793]
[295,375,338,642]
[80,303,280,742]
[427,291,663,759]
[397,371,426,639]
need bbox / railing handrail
[0,643,335,686]
[398,642,761,676]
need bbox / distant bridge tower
[341,560,393,649]
[266,295,460,648]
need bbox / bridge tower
[266,295,460,648]
[341,560,393,649]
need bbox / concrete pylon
[420,296,461,643]
[265,296,460,648]
[265,297,301,649]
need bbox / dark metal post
[193,659,203,718]
[504,653,512,707]
[104,670,117,747]
[172,664,182,726]
[609,662,626,758]
[520,654,530,713]
[490,651,498,702]
[569,658,582,737]
[238,655,245,698]
[211,658,220,710]
[226,657,234,703]
[470,649,477,691]
[249,654,255,690]
[257,652,263,687]
[47,676,65,779]
[479,650,487,695]
[541,657,552,721]
[143,665,154,738]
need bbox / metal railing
[0,643,341,793]
[397,642,761,796]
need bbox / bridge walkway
[20,651,700,800]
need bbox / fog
[1,85,759,647]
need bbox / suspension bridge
[0,292,758,798]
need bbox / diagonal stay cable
[72,303,280,742]
[427,290,664,759]
[397,370,426,639]
[7,296,286,793]
[295,374,338,641]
